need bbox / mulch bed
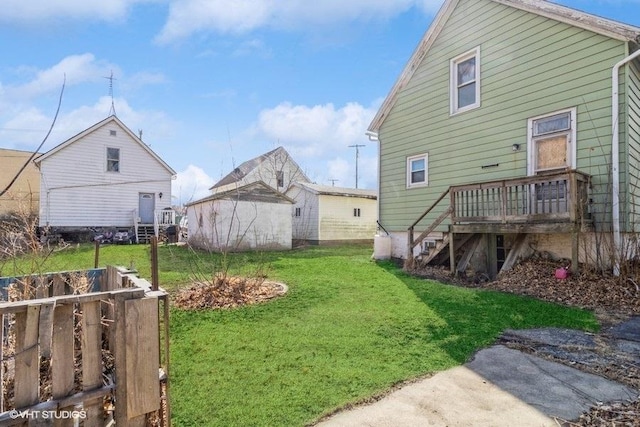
[410,256,640,426]
[172,275,287,310]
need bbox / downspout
[365,130,380,231]
[611,47,640,276]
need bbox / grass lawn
[1,243,598,426]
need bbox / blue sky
[1,0,639,205]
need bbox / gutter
[611,48,640,276]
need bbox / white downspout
[611,48,640,276]
[365,130,381,230]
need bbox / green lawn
[1,243,598,426]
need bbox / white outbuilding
[186,181,294,252]
[286,183,377,245]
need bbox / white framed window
[407,153,428,188]
[107,147,120,172]
[450,47,481,115]
[294,207,301,217]
[527,107,576,176]
[353,208,361,217]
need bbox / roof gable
[34,115,176,175]
[368,0,640,132]
[211,146,310,189]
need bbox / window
[107,147,120,172]
[450,47,480,114]
[407,154,428,187]
[276,171,284,188]
[294,207,301,217]
[109,130,117,136]
[353,208,361,217]
[527,108,576,175]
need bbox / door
[139,193,155,224]
[527,108,576,214]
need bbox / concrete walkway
[316,319,640,427]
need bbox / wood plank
[0,288,144,315]
[500,234,528,273]
[37,302,55,359]
[125,297,161,418]
[14,305,41,409]
[81,301,103,427]
[52,304,75,427]
[456,235,482,274]
[52,275,66,297]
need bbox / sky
[1,0,639,206]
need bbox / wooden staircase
[136,225,155,244]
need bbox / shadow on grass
[375,260,599,365]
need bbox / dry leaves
[172,276,287,310]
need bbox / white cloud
[250,101,378,189]
[5,54,117,101]
[172,165,215,206]
[0,0,156,24]
[157,0,444,43]
[255,101,376,158]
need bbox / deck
[449,170,591,233]
[407,170,592,273]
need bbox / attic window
[107,147,120,172]
[450,47,481,115]
[276,171,284,188]
[295,207,301,217]
[110,130,117,136]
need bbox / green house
[367,0,640,276]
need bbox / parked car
[113,229,136,244]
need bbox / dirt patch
[172,276,288,310]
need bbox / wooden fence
[0,266,170,426]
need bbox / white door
[139,193,155,224]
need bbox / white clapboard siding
[37,117,175,227]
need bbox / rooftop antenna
[138,129,143,140]
[329,179,339,187]
[104,70,117,117]
[348,144,365,189]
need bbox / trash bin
[166,225,177,243]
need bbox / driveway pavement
[316,318,640,426]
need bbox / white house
[210,146,310,194]
[186,181,294,251]
[34,115,176,242]
[285,183,377,245]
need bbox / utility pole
[348,144,365,188]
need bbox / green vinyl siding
[378,0,629,232]
[628,60,640,231]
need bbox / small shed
[286,183,377,245]
[186,181,294,251]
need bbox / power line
[0,76,65,198]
